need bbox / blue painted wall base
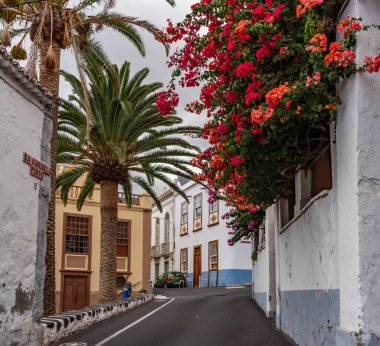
[185,269,252,288]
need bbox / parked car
[154,271,187,288]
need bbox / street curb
[41,294,153,345]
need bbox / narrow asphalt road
[54,286,295,346]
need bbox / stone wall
[0,50,54,346]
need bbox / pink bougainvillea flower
[236,62,256,78]
[156,89,179,116]
[231,155,244,167]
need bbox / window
[65,215,90,254]
[155,218,160,245]
[180,248,188,273]
[117,221,129,257]
[181,202,188,225]
[209,200,219,225]
[164,261,169,272]
[209,241,218,270]
[164,213,170,243]
[194,193,202,219]
[155,262,160,281]
[209,200,218,213]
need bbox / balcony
[151,245,160,258]
[56,185,94,200]
[118,192,140,206]
[56,186,140,206]
[161,242,170,256]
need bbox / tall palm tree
[57,55,200,303]
[0,0,175,314]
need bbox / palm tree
[0,0,175,314]
[57,55,200,303]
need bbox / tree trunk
[39,41,61,315]
[99,180,119,303]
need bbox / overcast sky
[60,0,206,194]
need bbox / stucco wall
[336,1,380,342]
[253,205,276,318]
[277,191,340,346]
[55,179,152,312]
[0,71,52,345]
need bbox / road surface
[54,286,294,346]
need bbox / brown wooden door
[63,275,88,312]
[193,246,201,287]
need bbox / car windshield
[168,272,184,278]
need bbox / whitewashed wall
[253,205,276,318]
[335,1,380,344]
[276,190,340,346]
[0,55,53,346]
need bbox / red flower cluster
[265,83,290,109]
[307,33,327,52]
[156,89,179,116]
[236,62,256,78]
[324,42,356,67]
[157,0,380,244]
[296,0,323,17]
[363,55,380,73]
[338,16,362,39]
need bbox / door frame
[60,271,90,313]
[193,245,202,287]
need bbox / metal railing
[56,186,140,206]
[118,192,140,206]
[56,185,94,200]
[161,242,170,256]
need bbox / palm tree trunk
[39,41,61,315]
[99,179,118,303]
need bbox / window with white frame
[194,193,202,219]
[164,213,170,243]
[209,241,218,270]
[209,200,218,214]
[180,248,188,273]
[155,218,160,246]
[181,202,188,225]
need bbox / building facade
[150,188,176,282]
[173,181,252,288]
[252,2,380,345]
[0,49,54,345]
[55,165,152,312]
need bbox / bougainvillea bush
[157,0,380,244]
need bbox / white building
[151,180,253,287]
[174,181,252,288]
[252,2,380,345]
[150,187,176,282]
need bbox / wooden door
[63,275,88,312]
[193,246,201,287]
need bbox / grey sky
[61,0,206,139]
[60,0,206,194]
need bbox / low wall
[42,294,153,345]
[253,246,270,315]
[277,191,340,346]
